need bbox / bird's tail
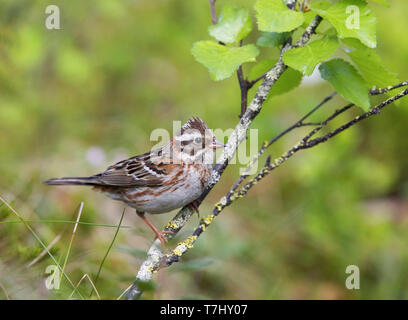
[43,176,101,186]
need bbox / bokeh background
[0,0,407,299]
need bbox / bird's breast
[121,163,211,214]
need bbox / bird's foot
[153,230,174,245]
[137,211,173,245]
[188,201,200,218]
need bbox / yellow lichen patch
[182,235,197,249]
[213,196,227,211]
[146,266,154,273]
[173,248,183,257]
[201,214,215,226]
[165,221,179,230]
[274,157,283,166]
[214,201,222,211]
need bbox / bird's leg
[188,200,200,218]
[136,211,172,244]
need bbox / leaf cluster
[192,0,397,111]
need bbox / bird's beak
[211,139,226,150]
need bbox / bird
[44,117,225,244]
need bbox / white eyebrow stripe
[174,133,199,141]
[142,163,162,177]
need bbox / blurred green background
[0,0,408,299]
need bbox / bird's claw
[188,201,200,218]
[154,230,174,244]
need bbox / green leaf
[269,67,303,97]
[319,59,370,110]
[248,59,275,81]
[341,37,366,50]
[208,3,253,44]
[368,0,389,7]
[343,39,399,104]
[304,0,332,26]
[344,40,399,89]
[248,59,302,97]
[255,0,305,32]
[313,0,377,48]
[283,36,338,75]
[191,41,259,81]
[256,32,291,48]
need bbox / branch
[301,89,408,148]
[124,15,323,300]
[247,73,267,89]
[227,80,408,197]
[237,40,249,118]
[209,0,217,25]
[162,85,408,268]
[237,2,299,117]
[228,91,337,197]
[370,80,408,95]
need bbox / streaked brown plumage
[44,117,225,243]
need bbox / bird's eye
[194,137,202,144]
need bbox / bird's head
[172,117,225,164]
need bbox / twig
[228,91,337,196]
[234,79,406,192]
[162,86,408,267]
[237,1,298,116]
[237,65,248,118]
[299,122,324,126]
[370,80,408,95]
[302,88,408,148]
[237,40,249,118]
[209,0,217,25]
[247,73,267,89]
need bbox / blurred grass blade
[0,219,132,228]
[0,195,84,299]
[0,281,10,300]
[117,284,132,300]
[68,274,100,300]
[90,207,126,298]
[61,202,83,284]
[27,233,62,268]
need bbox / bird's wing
[95,151,175,187]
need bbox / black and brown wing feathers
[98,153,166,187]
[44,151,171,188]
